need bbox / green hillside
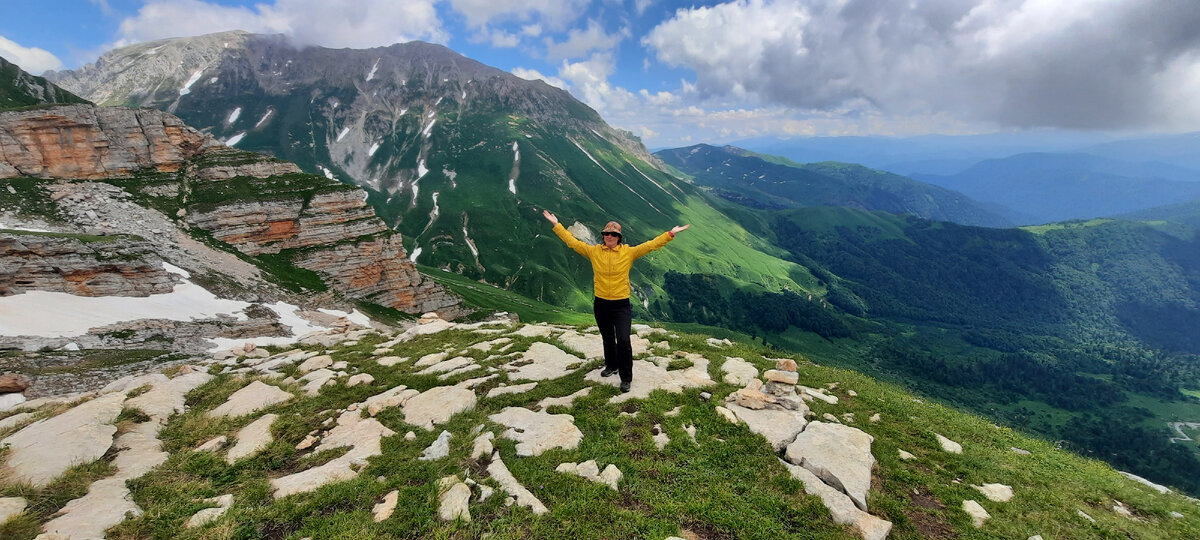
[0,56,88,110]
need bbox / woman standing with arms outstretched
[543,209,690,392]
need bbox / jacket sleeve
[628,231,673,260]
[552,223,595,258]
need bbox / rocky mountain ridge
[0,103,461,363]
[0,56,88,110]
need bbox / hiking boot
[620,380,631,393]
[600,368,618,377]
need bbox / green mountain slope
[0,56,88,110]
[655,144,1012,227]
[49,32,812,313]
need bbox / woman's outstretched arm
[542,209,559,226]
[629,223,690,259]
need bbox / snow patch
[464,226,479,257]
[461,89,466,100]
[336,126,351,142]
[255,109,273,128]
[417,158,428,179]
[368,142,381,156]
[366,58,380,81]
[207,302,371,352]
[435,97,443,106]
[162,262,190,279]
[317,308,372,327]
[410,246,422,264]
[443,168,457,188]
[0,284,250,338]
[318,165,336,180]
[225,132,247,147]
[226,107,241,124]
[422,119,437,138]
[179,70,203,96]
[208,77,218,84]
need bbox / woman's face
[603,232,620,248]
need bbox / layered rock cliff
[0,103,461,318]
[0,231,177,297]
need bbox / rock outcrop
[0,104,217,179]
[0,232,177,297]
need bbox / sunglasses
[602,232,620,237]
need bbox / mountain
[47,31,810,312]
[1083,132,1200,172]
[914,153,1200,224]
[1,102,462,357]
[0,56,89,110]
[655,144,1012,227]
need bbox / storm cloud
[644,0,1200,131]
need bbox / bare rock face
[186,190,385,256]
[0,104,217,179]
[0,232,177,297]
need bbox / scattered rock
[487,382,538,398]
[699,391,712,401]
[775,358,799,372]
[963,500,990,527]
[489,407,582,456]
[196,435,228,452]
[557,460,622,490]
[373,490,399,522]
[346,373,374,387]
[298,355,333,373]
[487,453,547,515]
[973,483,1013,502]
[1010,447,1031,456]
[206,381,293,419]
[376,356,407,367]
[504,342,586,381]
[779,460,892,540]
[652,423,670,450]
[1,391,124,487]
[420,430,453,461]
[785,421,875,511]
[363,385,418,417]
[270,410,395,498]
[726,402,807,451]
[536,388,591,410]
[227,413,278,463]
[471,431,495,460]
[1078,509,1096,523]
[402,385,477,427]
[898,449,916,461]
[665,405,682,417]
[0,497,28,524]
[715,406,738,424]
[184,494,233,528]
[764,369,799,385]
[0,373,32,393]
[437,476,472,522]
[721,357,759,386]
[934,433,963,454]
[585,355,713,403]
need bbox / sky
[3,0,1200,148]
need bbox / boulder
[0,373,32,393]
[726,402,808,451]
[437,476,471,521]
[963,500,990,527]
[420,430,453,461]
[785,421,875,512]
[934,433,963,454]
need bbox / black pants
[593,297,633,382]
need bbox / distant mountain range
[655,144,1012,227]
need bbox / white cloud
[635,0,654,16]
[447,0,589,30]
[482,28,522,48]
[521,24,543,37]
[0,36,64,74]
[115,0,447,50]
[643,0,1200,132]
[544,20,628,60]
[511,67,567,90]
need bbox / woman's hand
[670,224,690,235]
[542,209,559,226]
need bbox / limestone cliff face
[0,104,461,316]
[0,232,177,297]
[0,104,218,179]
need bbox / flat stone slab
[125,371,215,423]
[487,453,548,515]
[584,357,713,403]
[504,342,585,381]
[486,382,538,398]
[1,391,125,487]
[402,385,477,428]
[420,430,453,461]
[537,388,591,410]
[488,407,583,456]
[437,476,471,521]
[935,433,963,454]
[557,460,622,490]
[785,421,876,512]
[973,483,1014,502]
[726,402,808,451]
[721,357,759,386]
[207,381,294,419]
[271,410,395,498]
[557,330,649,359]
[40,477,141,539]
[298,355,333,373]
[227,414,278,463]
[0,496,28,524]
[512,324,558,338]
[418,356,475,375]
[780,459,892,540]
[363,385,419,417]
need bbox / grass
[5,324,1198,539]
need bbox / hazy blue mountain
[655,143,1012,227]
[1083,132,1200,172]
[914,152,1200,224]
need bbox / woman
[542,209,690,392]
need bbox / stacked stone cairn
[727,358,804,412]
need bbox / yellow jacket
[552,223,674,300]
